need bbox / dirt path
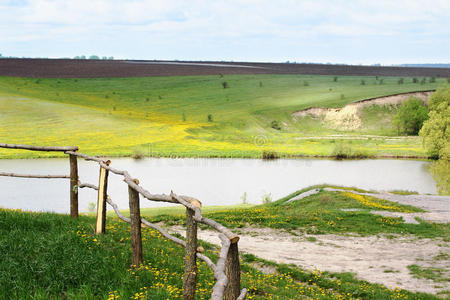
[171,226,449,295]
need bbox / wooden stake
[224,242,241,300]
[183,206,198,300]
[96,161,110,234]
[128,184,143,266]
[69,154,78,218]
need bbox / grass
[407,265,449,283]
[146,187,449,238]
[389,190,419,195]
[106,204,254,218]
[0,74,446,159]
[1,207,442,299]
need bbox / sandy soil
[171,226,449,295]
[292,91,434,130]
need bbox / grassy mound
[148,187,449,238]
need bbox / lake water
[0,158,437,213]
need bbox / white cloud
[0,0,448,63]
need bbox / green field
[0,74,446,158]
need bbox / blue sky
[0,0,449,64]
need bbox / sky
[0,0,449,64]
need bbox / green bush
[270,120,281,130]
[393,98,428,135]
[419,86,450,159]
[262,150,279,160]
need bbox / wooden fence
[0,143,247,300]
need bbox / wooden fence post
[183,200,201,300]
[224,241,241,300]
[128,181,143,266]
[69,154,78,218]
[96,160,110,234]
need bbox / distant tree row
[73,55,114,60]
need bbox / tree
[89,55,99,60]
[393,97,428,135]
[419,86,450,159]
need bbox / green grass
[147,188,448,238]
[408,265,449,283]
[0,75,446,159]
[1,208,442,299]
[106,204,254,218]
[389,190,420,195]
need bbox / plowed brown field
[1,58,449,78]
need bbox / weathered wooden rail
[0,143,247,300]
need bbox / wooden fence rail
[0,143,247,300]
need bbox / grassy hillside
[0,74,446,158]
[1,207,443,299]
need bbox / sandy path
[171,226,449,295]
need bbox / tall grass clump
[330,143,371,159]
[262,150,279,160]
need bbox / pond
[0,158,437,213]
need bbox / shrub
[393,97,428,135]
[360,80,365,85]
[262,150,279,160]
[261,192,273,204]
[412,77,418,83]
[333,76,338,82]
[340,94,345,100]
[430,77,436,83]
[270,120,281,130]
[303,81,309,86]
[87,202,96,213]
[222,81,228,89]
[379,79,384,85]
[421,78,426,85]
[259,81,263,87]
[132,150,145,160]
[207,114,213,122]
[397,78,404,84]
[331,143,370,159]
[182,112,186,122]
